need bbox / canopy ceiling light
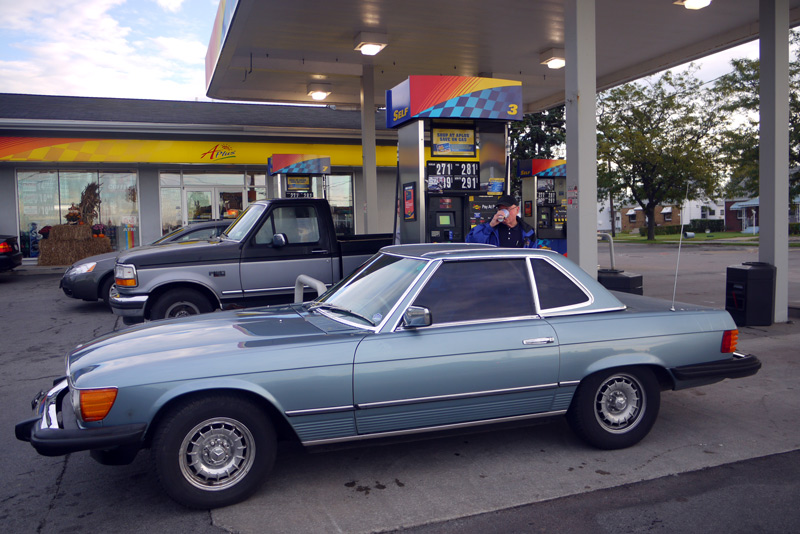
[307,82,332,101]
[539,48,565,70]
[674,0,711,9]
[354,32,388,56]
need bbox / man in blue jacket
[466,194,536,248]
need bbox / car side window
[273,206,320,244]
[412,259,534,324]
[253,206,321,246]
[530,258,590,310]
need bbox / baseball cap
[495,195,518,208]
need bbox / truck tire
[150,288,213,320]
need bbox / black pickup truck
[110,198,392,323]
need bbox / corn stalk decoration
[79,182,101,227]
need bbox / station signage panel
[386,76,523,128]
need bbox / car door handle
[311,249,330,254]
[523,337,555,345]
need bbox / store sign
[431,128,475,157]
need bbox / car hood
[67,304,365,388]
[70,250,119,268]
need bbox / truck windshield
[223,204,266,241]
[311,253,428,327]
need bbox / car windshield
[150,227,185,245]
[223,204,266,241]
[310,253,428,327]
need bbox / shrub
[688,219,724,233]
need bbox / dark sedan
[60,220,231,305]
[0,235,23,272]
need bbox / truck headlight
[115,263,138,287]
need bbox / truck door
[239,204,335,301]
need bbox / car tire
[99,275,114,306]
[152,394,276,509]
[150,288,212,320]
[567,366,660,450]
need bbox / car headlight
[70,262,97,275]
[114,263,138,287]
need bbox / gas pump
[520,160,568,254]
[387,76,523,244]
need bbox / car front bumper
[15,378,146,458]
[670,352,761,389]
[60,269,101,300]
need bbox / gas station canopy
[205,0,800,111]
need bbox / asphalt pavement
[2,242,799,534]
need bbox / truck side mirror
[402,306,432,328]
[273,233,287,247]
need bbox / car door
[353,257,561,436]
[239,204,335,300]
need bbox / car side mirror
[402,306,432,328]
[272,233,287,247]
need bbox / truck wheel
[567,367,660,450]
[152,394,276,509]
[150,288,212,320]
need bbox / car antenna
[671,183,691,312]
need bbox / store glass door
[185,188,244,224]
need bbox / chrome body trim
[40,379,69,430]
[355,383,559,409]
[285,405,355,417]
[302,409,569,446]
[523,337,555,345]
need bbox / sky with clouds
[0,0,218,101]
[0,0,763,103]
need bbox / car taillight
[721,329,739,353]
[80,388,118,422]
[0,242,11,253]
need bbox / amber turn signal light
[80,388,118,422]
[721,329,739,353]
[115,278,137,287]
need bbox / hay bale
[49,224,92,241]
[38,236,112,266]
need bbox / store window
[327,174,354,236]
[17,169,139,258]
[17,171,59,258]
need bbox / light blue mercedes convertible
[17,244,760,509]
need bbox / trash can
[598,269,643,295]
[725,262,776,326]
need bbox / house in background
[727,195,800,234]
[597,198,724,234]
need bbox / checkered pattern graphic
[277,159,325,175]
[536,163,567,177]
[418,87,518,119]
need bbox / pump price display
[426,161,480,192]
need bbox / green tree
[714,30,800,199]
[596,68,723,240]
[508,106,565,196]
